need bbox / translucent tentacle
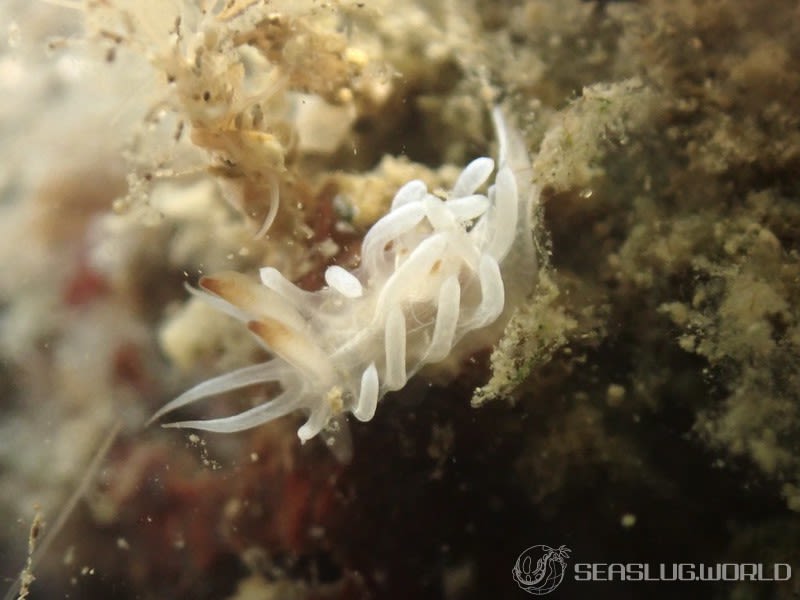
[384,305,407,390]
[259,267,316,306]
[148,361,283,425]
[424,276,461,362]
[298,402,333,442]
[452,157,494,197]
[248,318,336,382]
[163,391,297,433]
[423,194,456,231]
[469,254,505,327]
[375,233,447,319]
[325,265,364,298]
[353,362,379,421]
[361,201,426,272]
[446,194,490,222]
[200,272,308,332]
[390,179,428,210]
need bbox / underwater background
[1,1,799,598]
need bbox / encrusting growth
[149,107,538,456]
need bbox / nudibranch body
[150,107,538,455]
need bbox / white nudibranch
[149,107,538,458]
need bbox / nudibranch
[150,107,538,458]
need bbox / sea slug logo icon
[512,544,571,595]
